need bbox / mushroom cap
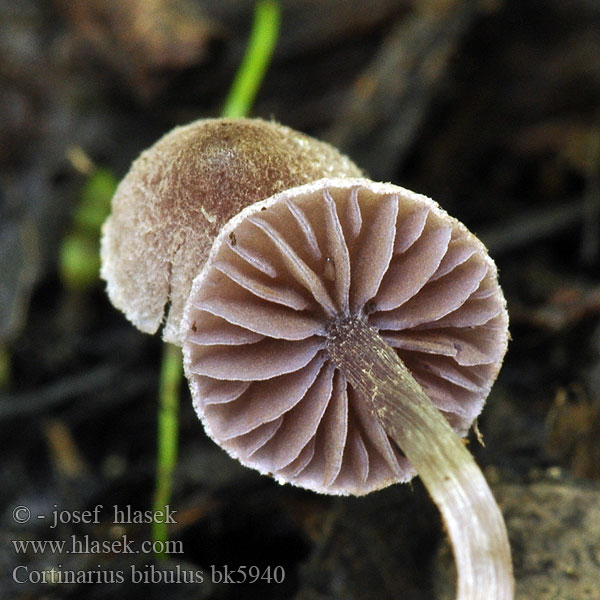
[182,178,509,496]
[100,118,362,344]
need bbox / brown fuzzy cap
[100,118,362,344]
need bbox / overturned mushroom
[182,178,512,598]
[183,178,507,492]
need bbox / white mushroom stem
[326,315,514,600]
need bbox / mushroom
[100,118,362,345]
[181,178,513,598]
[183,177,508,492]
[101,118,513,599]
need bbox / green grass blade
[222,0,281,118]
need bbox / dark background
[1,0,600,598]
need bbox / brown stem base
[326,315,514,600]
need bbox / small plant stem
[326,316,514,600]
[221,0,281,118]
[152,343,182,559]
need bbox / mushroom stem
[326,315,514,600]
